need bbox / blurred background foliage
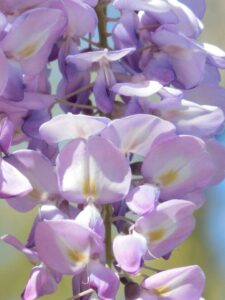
[1,1,225,299]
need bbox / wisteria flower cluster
[1,0,225,299]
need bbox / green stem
[55,82,94,102]
[96,1,108,48]
[104,204,112,268]
[53,82,100,112]
[56,98,99,111]
[87,5,111,267]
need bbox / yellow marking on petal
[163,45,190,59]
[14,127,23,138]
[83,177,97,199]
[124,139,137,153]
[159,170,178,186]
[67,249,88,264]
[153,285,171,295]
[17,42,39,59]
[77,126,86,138]
[148,228,165,243]
[164,45,184,55]
[164,109,179,119]
[29,188,48,202]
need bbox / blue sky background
[204,131,225,274]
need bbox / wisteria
[0,0,225,299]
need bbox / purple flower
[151,99,225,137]
[1,7,67,75]
[126,184,159,215]
[0,114,14,154]
[35,219,94,275]
[150,27,206,88]
[142,135,215,199]
[134,199,196,259]
[0,156,32,198]
[56,136,131,204]
[125,265,205,300]
[102,114,176,156]
[40,113,110,144]
[113,200,196,273]
[22,265,60,300]
[113,232,148,274]
[4,150,59,212]
[67,48,135,112]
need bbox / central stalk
[104,204,112,267]
[96,1,112,268]
[96,1,108,48]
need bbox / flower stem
[54,82,101,112]
[104,204,112,268]
[96,1,108,48]
[66,288,94,300]
[107,17,120,22]
[92,2,112,267]
[56,99,99,111]
[55,82,94,102]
